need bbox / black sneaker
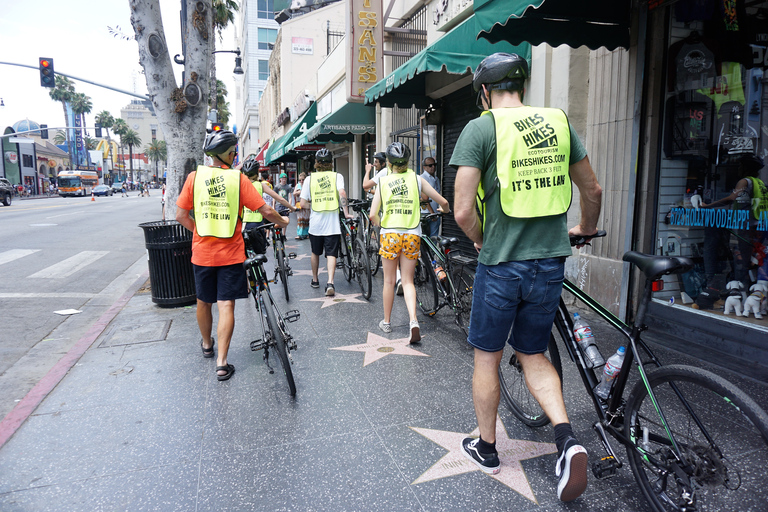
[310,280,320,289]
[556,437,588,502]
[325,283,335,296]
[461,437,500,475]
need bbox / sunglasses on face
[424,164,435,167]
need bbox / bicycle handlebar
[569,230,607,247]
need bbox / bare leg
[473,348,505,443]
[327,256,336,284]
[215,300,236,375]
[517,351,568,425]
[196,299,213,350]
[399,254,418,323]
[381,257,398,323]
[311,253,320,282]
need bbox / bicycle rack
[284,310,301,323]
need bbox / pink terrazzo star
[410,416,557,503]
[330,332,430,366]
[302,291,367,308]
[291,267,327,277]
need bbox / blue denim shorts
[467,258,565,354]
[193,263,249,303]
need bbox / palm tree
[95,111,115,179]
[53,130,67,145]
[145,140,167,181]
[210,0,239,118]
[48,76,76,166]
[121,129,141,183]
[214,79,231,127]
[112,118,129,180]
[71,92,93,169]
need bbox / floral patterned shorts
[379,233,421,260]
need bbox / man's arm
[453,165,483,246]
[264,186,295,211]
[362,163,376,191]
[258,203,289,228]
[175,207,195,233]
[568,156,602,238]
[339,188,351,218]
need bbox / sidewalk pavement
[1,227,767,511]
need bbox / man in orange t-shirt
[176,130,289,381]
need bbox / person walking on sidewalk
[370,142,449,343]
[176,130,289,381]
[420,156,441,238]
[293,172,310,239]
[451,52,602,501]
[241,157,295,251]
[299,148,351,297]
[273,172,294,216]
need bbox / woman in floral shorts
[370,142,449,343]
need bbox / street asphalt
[1,205,767,511]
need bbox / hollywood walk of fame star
[410,416,556,503]
[302,291,367,309]
[292,268,327,277]
[290,253,311,261]
[330,332,430,366]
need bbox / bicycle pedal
[250,339,267,351]
[287,252,297,259]
[284,309,301,323]
[591,456,620,479]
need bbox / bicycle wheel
[498,334,563,428]
[451,266,475,336]
[276,243,290,302]
[341,235,353,282]
[262,293,296,396]
[414,251,438,315]
[624,364,768,512]
[353,238,372,299]
[368,226,382,276]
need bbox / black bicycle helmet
[472,52,529,92]
[242,155,260,177]
[204,129,238,156]
[315,148,332,164]
[385,142,411,166]
[373,152,386,164]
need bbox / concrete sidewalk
[1,231,767,511]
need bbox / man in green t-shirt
[451,53,602,502]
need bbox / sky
[0,0,237,138]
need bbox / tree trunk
[129,143,134,182]
[130,0,211,221]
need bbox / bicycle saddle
[622,251,693,280]
[436,236,459,248]
[243,254,268,268]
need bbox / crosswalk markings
[27,251,110,279]
[0,249,40,266]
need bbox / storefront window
[658,1,767,325]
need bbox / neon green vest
[479,107,572,221]
[380,170,420,230]
[747,177,768,221]
[242,180,264,223]
[309,171,339,212]
[193,166,241,238]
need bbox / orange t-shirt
[177,171,266,266]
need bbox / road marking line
[27,251,110,279]
[0,249,40,266]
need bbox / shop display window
[657,0,767,324]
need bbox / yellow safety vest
[309,171,339,212]
[479,107,572,221]
[193,166,241,238]
[380,170,420,230]
[242,180,264,223]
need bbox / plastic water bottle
[595,346,626,399]
[572,313,605,369]
[432,260,447,282]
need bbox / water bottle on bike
[572,313,605,369]
[595,346,626,399]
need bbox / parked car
[0,178,13,206]
[92,184,113,197]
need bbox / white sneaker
[409,320,421,344]
[378,320,392,333]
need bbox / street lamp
[173,48,244,75]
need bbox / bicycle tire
[414,249,438,315]
[498,334,563,427]
[340,234,353,282]
[262,292,296,396]
[276,243,290,302]
[353,238,372,299]
[624,364,768,512]
[368,227,381,276]
[451,266,475,336]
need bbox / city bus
[57,170,99,197]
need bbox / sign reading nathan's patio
[347,0,383,103]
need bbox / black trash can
[139,220,196,307]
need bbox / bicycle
[348,198,382,276]
[337,211,373,300]
[414,212,476,336]
[268,222,296,302]
[498,231,768,511]
[243,225,301,396]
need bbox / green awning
[473,0,630,51]
[264,102,318,164]
[264,134,288,165]
[301,102,375,144]
[364,15,531,109]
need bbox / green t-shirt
[449,111,588,266]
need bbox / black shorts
[193,263,249,303]
[309,234,340,258]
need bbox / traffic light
[40,124,48,139]
[211,123,223,132]
[39,58,55,87]
[95,124,102,138]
